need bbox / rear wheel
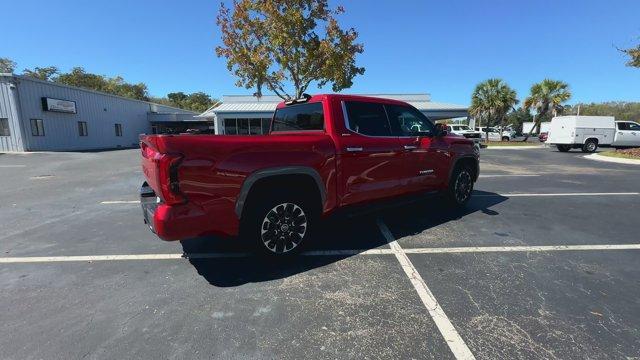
[447,164,474,207]
[242,191,317,256]
[556,144,571,152]
[582,139,598,153]
[502,136,510,142]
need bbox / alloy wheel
[454,170,472,204]
[260,203,308,254]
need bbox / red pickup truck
[140,94,479,255]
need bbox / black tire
[447,164,474,207]
[556,144,571,152]
[502,136,510,142]
[582,139,598,153]
[241,190,317,256]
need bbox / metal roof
[199,94,467,118]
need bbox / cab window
[343,101,392,136]
[385,104,434,136]
[272,102,324,132]
[617,122,629,130]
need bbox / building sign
[42,97,77,114]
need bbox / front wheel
[502,136,510,142]
[447,165,474,207]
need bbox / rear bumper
[140,182,240,241]
[140,182,159,234]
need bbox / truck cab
[614,121,640,147]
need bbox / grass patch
[599,150,640,160]
[484,141,542,147]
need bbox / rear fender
[235,166,326,218]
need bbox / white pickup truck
[446,124,482,148]
[547,116,640,152]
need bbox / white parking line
[0,249,395,263]
[101,200,140,204]
[377,219,475,360]
[476,192,639,197]
[0,165,26,168]
[479,174,540,178]
[4,243,640,264]
[403,244,640,254]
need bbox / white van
[547,116,640,152]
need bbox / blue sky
[4,0,640,105]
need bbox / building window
[0,118,10,136]
[223,118,272,135]
[78,121,88,136]
[30,119,45,136]
[115,123,123,137]
[224,118,237,135]
[261,118,271,134]
[249,118,261,135]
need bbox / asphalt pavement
[1,147,639,359]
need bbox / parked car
[538,132,548,142]
[476,127,513,141]
[139,94,480,255]
[446,124,482,148]
[547,116,640,152]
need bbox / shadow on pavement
[181,191,507,287]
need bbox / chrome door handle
[404,145,418,150]
[346,147,363,152]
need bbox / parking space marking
[377,219,476,360]
[0,165,26,168]
[404,244,640,254]
[101,200,141,204]
[0,249,398,263]
[476,192,639,197]
[479,174,540,178]
[4,243,640,264]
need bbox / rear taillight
[155,153,186,205]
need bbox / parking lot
[1,148,639,359]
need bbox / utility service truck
[547,116,640,152]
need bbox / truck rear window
[272,102,324,132]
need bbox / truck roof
[275,94,412,109]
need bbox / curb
[584,153,640,165]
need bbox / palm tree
[469,79,518,142]
[522,79,572,141]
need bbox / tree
[522,79,571,140]
[22,66,59,81]
[0,58,16,73]
[56,67,149,101]
[166,92,217,113]
[564,101,640,121]
[469,79,518,141]
[621,43,640,68]
[216,0,365,100]
[505,107,533,134]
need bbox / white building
[0,74,198,152]
[198,94,468,135]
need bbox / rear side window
[272,102,324,132]
[344,101,392,136]
[385,104,434,136]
